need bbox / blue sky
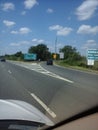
[0,0,98,55]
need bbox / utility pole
[54,36,57,60]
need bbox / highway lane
[41,62,98,94]
[0,62,38,108]
[0,61,98,124]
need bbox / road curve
[0,61,98,124]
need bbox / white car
[0,99,54,130]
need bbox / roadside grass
[55,60,98,74]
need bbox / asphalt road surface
[0,60,98,124]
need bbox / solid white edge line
[30,93,56,118]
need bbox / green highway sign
[24,53,37,60]
[87,49,98,60]
[88,49,98,54]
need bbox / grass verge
[55,60,98,74]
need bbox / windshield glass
[0,0,98,129]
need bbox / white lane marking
[39,65,74,83]
[8,70,12,74]
[30,93,56,118]
[30,64,73,83]
[45,73,73,83]
[31,63,37,65]
[8,61,74,83]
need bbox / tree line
[4,43,98,70]
[5,43,84,62]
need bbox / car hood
[0,99,54,126]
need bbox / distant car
[0,58,6,62]
[46,59,53,65]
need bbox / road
[0,61,98,124]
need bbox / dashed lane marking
[8,70,12,74]
[30,93,56,118]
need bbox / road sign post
[59,52,64,59]
[53,54,57,60]
[87,59,94,66]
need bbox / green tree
[5,51,24,61]
[28,44,51,60]
[60,45,82,64]
[15,51,23,57]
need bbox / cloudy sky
[0,0,98,55]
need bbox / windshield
[0,0,98,129]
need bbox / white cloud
[86,40,97,46]
[37,39,45,43]
[47,8,54,13]
[32,38,38,42]
[82,40,97,49]
[49,25,62,30]
[24,0,38,9]
[21,11,26,15]
[76,0,98,20]
[19,27,31,34]
[11,27,31,34]
[3,20,16,27]
[1,2,15,11]
[77,24,98,34]
[10,43,20,46]
[49,25,73,36]
[32,38,45,43]
[10,31,18,34]
[10,41,30,46]
[57,27,73,36]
